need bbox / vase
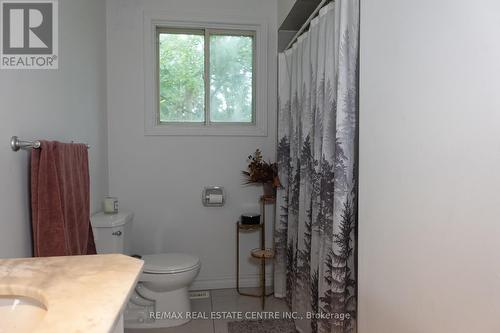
[262,182,275,197]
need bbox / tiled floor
[125,288,289,333]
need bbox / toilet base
[124,286,193,328]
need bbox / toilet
[91,211,201,328]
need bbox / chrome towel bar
[10,136,89,151]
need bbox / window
[143,15,268,136]
[157,28,255,125]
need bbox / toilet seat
[142,253,200,274]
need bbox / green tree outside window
[158,29,254,124]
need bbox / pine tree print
[311,269,319,332]
[333,200,356,332]
[297,219,312,302]
[286,242,295,306]
[276,136,291,263]
[276,1,359,332]
[320,247,335,333]
[318,158,335,235]
[335,200,356,332]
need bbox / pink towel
[31,141,96,257]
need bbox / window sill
[144,123,268,136]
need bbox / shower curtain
[274,1,359,332]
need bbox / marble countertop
[0,254,144,333]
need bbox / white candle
[103,197,118,214]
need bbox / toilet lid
[142,253,200,274]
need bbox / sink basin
[0,295,46,333]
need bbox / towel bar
[10,136,89,151]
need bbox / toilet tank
[90,211,133,255]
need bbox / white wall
[359,0,500,331]
[106,0,277,289]
[0,0,108,258]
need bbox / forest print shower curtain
[274,1,359,332]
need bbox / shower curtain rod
[284,0,332,51]
[10,136,90,151]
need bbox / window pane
[210,35,253,123]
[158,33,205,122]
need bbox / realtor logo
[0,0,58,69]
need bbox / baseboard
[190,273,273,291]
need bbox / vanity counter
[0,254,143,333]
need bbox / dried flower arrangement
[242,149,281,196]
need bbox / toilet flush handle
[112,231,122,236]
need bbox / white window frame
[144,13,268,136]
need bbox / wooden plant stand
[236,195,275,309]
